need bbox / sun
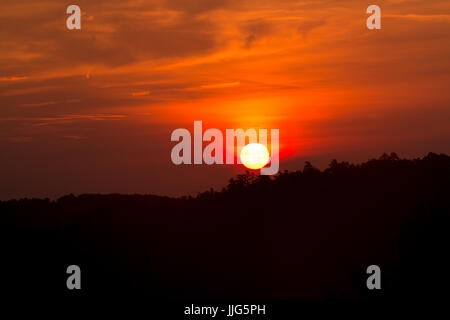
[240,143,270,170]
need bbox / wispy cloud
[0,114,128,127]
[19,99,80,107]
[0,76,28,82]
[131,91,150,96]
[198,82,241,90]
[385,14,450,21]
[19,101,59,107]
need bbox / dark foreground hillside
[1,152,449,300]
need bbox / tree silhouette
[0,152,449,300]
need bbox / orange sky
[1,0,450,199]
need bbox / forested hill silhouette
[1,152,449,300]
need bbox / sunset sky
[1,0,450,200]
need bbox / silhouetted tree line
[0,152,449,300]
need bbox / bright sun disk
[240,143,270,170]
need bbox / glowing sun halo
[240,143,270,170]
